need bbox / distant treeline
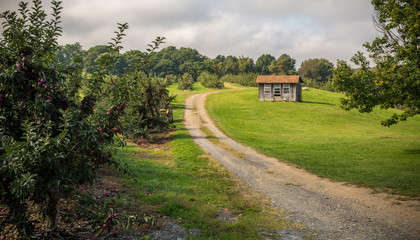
[54,43,335,90]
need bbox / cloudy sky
[1,0,379,67]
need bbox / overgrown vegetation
[0,1,170,238]
[0,1,124,237]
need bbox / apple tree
[0,1,128,237]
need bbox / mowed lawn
[206,87,420,197]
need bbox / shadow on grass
[171,133,192,140]
[171,119,183,124]
[301,101,335,106]
[172,104,185,110]
[172,132,218,141]
[404,149,420,155]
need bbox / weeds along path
[184,90,420,240]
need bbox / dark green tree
[122,50,148,74]
[255,54,275,74]
[173,47,204,66]
[269,54,296,75]
[333,0,419,126]
[83,45,110,73]
[54,43,86,68]
[215,55,225,62]
[179,60,206,80]
[112,54,127,75]
[222,55,239,75]
[238,56,254,73]
[299,58,333,82]
[153,58,177,77]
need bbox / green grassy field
[114,83,304,239]
[206,87,420,197]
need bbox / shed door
[283,83,290,100]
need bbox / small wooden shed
[256,75,302,102]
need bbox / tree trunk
[45,188,59,228]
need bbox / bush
[163,74,177,87]
[121,77,175,139]
[198,71,224,89]
[178,72,194,91]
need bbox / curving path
[184,90,420,239]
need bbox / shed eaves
[256,75,301,84]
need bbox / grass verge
[206,88,420,197]
[114,87,304,239]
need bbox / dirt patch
[130,130,174,152]
[0,164,194,240]
[224,82,244,90]
[217,208,240,223]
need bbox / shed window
[264,84,271,94]
[274,84,281,96]
[283,83,290,93]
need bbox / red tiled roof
[256,75,301,83]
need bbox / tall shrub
[0,1,124,237]
[121,77,175,139]
[198,71,224,89]
[178,72,193,90]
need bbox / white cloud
[0,0,378,67]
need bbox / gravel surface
[184,91,420,240]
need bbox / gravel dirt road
[184,90,420,240]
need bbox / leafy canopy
[0,0,168,237]
[269,54,297,75]
[299,58,333,82]
[333,0,420,126]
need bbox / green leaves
[198,71,224,89]
[268,54,297,75]
[178,72,194,90]
[333,0,420,126]
[299,58,334,82]
[109,23,128,53]
[0,1,132,236]
[10,173,36,202]
[0,0,63,65]
[255,54,275,75]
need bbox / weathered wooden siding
[258,83,301,102]
[258,84,264,101]
[296,82,302,102]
